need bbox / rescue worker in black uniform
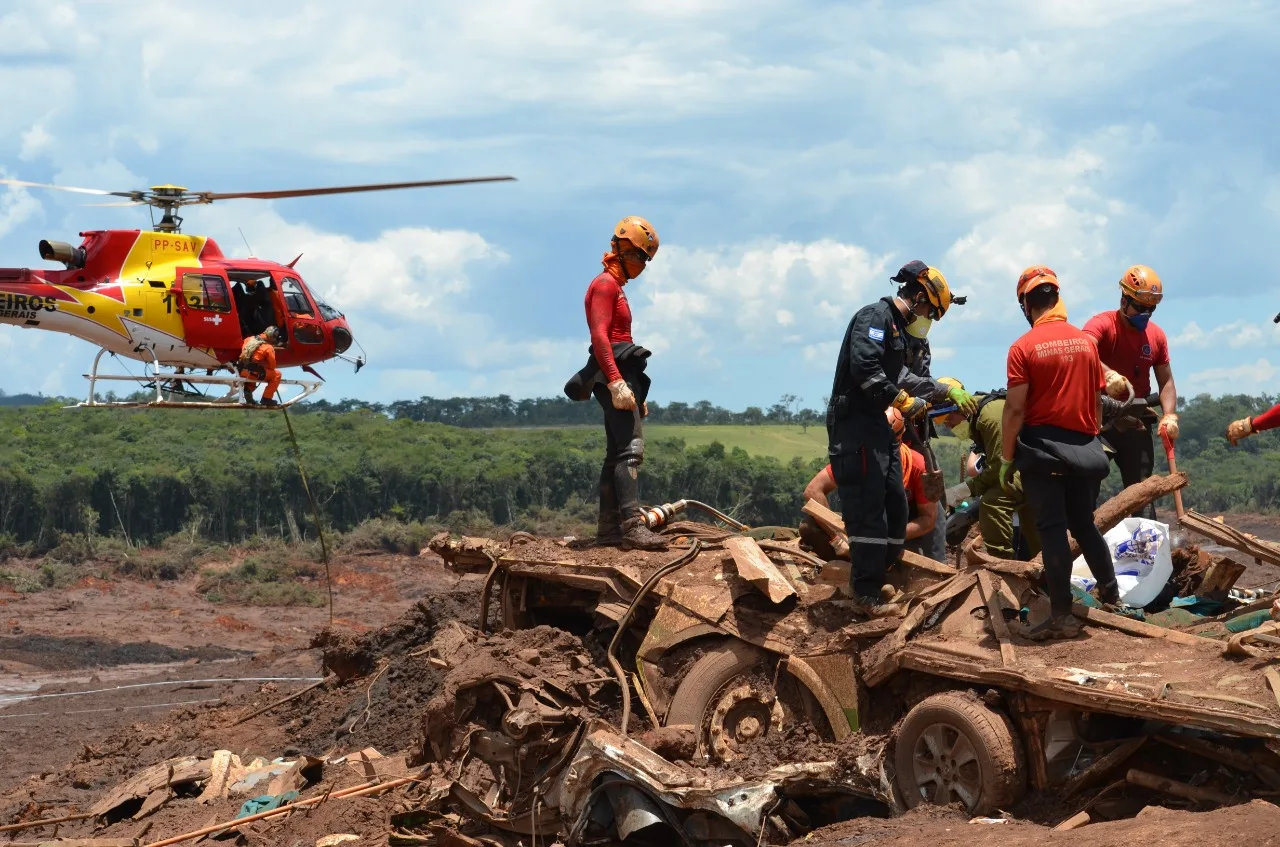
[826,263,956,616]
[890,261,976,561]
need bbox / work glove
[1157,413,1179,442]
[1104,370,1134,401]
[947,385,979,416]
[1227,417,1254,446]
[998,458,1017,494]
[607,379,636,411]
[892,389,928,421]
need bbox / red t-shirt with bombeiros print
[1007,319,1105,435]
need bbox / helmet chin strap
[612,236,632,283]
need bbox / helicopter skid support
[75,347,321,409]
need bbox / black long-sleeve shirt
[829,296,911,418]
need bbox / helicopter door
[277,273,331,354]
[175,268,242,353]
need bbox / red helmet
[1016,266,1059,301]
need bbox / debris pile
[10,477,1280,846]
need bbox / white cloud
[1173,320,1280,351]
[1183,357,1279,396]
[18,123,52,161]
[0,179,41,239]
[633,239,891,364]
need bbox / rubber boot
[614,459,668,550]
[621,515,669,551]
[595,473,623,545]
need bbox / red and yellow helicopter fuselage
[0,229,354,371]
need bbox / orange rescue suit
[240,335,281,401]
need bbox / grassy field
[645,425,829,463]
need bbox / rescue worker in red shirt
[800,407,937,561]
[240,325,282,407]
[1227,404,1280,446]
[1002,266,1119,641]
[566,217,666,549]
[1081,266,1177,519]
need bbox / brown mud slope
[806,800,1280,847]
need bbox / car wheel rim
[911,723,982,810]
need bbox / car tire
[894,691,1026,815]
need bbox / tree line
[2,393,1279,553]
[304,393,825,428]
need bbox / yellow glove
[1157,413,1179,441]
[1104,370,1134,401]
[607,379,636,411]
[892,389,928,421]
[1227,417,1254,446]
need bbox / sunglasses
[622,249,650,264]
[1124,297,1157,315]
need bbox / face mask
[1125,311,1151,331]
[906,315,933,338]
[950,420,971,441]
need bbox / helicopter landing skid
[73,347,322,409]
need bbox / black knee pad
[620,438,645,467]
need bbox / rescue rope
[280,407,334,624]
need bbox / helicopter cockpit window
[315,297,342,322]
[181,273,231,313]
[281,277,314,316]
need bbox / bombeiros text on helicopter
[0,175,515,408]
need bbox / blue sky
[3,0,1279,409]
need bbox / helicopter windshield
[314,296,342,322]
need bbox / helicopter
[0,175,514,408]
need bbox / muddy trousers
[830,418,907,599]
[592,373,649,528]
[1105,426,1156,520]
[979,490,1041,560]
[1023,472,1117,617]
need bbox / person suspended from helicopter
[563,217,666,550]
[239,326,282,407]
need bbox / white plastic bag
[1069,517,1173,608]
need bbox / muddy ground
[2,514,1280,845]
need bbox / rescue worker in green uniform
[935,377,1040,560]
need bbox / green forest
[1,393,1278,560]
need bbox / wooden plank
[802,498,844,535]
[724,536,797,604]
[1181,510,1280,568]
[897,646,1280,739]
[802,499,956,576]
[1062,736,1146,797]
[1126,768,1237,806]
[1053,811,1091,831]
[977,571,1017,667]
[1071,604,1208,647]
[861,573,978,687]
[1265,667,1280,710]
[1008,694,1048,790]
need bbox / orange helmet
[1119,265,1163,307]
[1016,265,1059,301]
[613,216,659,260]
[885,406,906,441]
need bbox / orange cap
[1016,265,1059,300]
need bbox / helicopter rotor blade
[83,201,147,207]
[0,178,134,198]
[196,176,517,203]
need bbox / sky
[2,0,1280,410]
